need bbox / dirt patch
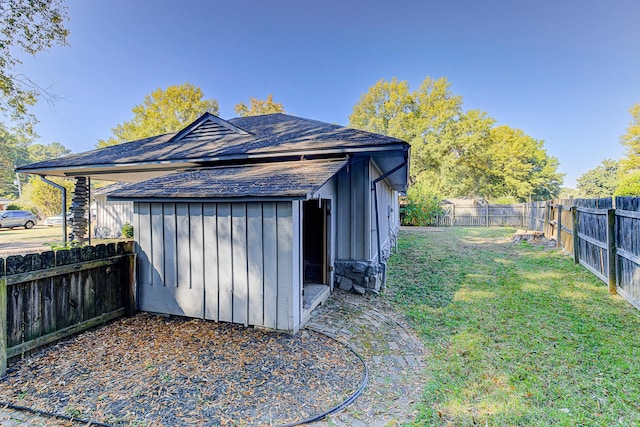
[0,314,365,426]
[511,229,557,249]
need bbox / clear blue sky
[13,0,640,187]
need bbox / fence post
[0,258,6,376]
[451,204,455,227]
[544,202,550,237]
[607,208,617,295]
[556,205,563,248]
[486,204,490,227]
[572,206,579,264]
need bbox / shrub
[5,204,20,210]
[401,190,443,226]
[121,222,134,238]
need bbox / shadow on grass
[387,227,640,427]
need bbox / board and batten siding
[336,159,370,261]
[134,201,302,333]
[95,195,134,236]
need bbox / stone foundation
[334,225,399,295]
[335,260,381,294]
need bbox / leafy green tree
[0,0,70,134]
[350,76,563,201]
[486,125,563,201]
[619,103,640,174]
[0,122,29,197]
[97,83,219,147]
[234,94,285,117]
[576,159,619,197]
[27,141,70,163]
[24,175,73,217]
[614,170,640,196]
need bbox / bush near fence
[0,242,136,375]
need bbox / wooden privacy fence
[0,242,135,375]
[434,203,531,227]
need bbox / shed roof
[108,159,347,201]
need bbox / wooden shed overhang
[107,159,348,202]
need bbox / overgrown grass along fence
[0,242,136,375]
[431,197,640,312]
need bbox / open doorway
[302,199,331,312]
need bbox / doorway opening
[302,199,331,313]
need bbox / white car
[0,210,38,229]
[44,212,74,227]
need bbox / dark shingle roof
[18,113,406,172]
[108,159,347,200]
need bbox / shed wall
[134,201,301,333]
[95,196,134,237]
[370,161,400,261]
[336,159,370,260]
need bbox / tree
[234,94,285,117]
[349,76,563,201]
[0,0,70,134]
[23,175,73,217]
[0,122,29,197]
[619,103,640,173]
[485,125,563,201]
[97,83,219,147]
[614,170,640,196]
[27,141,70,163]
[576,159,619,197]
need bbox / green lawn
[386,227,640,426]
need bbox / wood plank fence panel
[615,197,640,309]
[574,198,612,283]
[1,243,134,370]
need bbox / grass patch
[387,227,640,426]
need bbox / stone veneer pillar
[71,176,88,244]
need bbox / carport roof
[108,159,348,201]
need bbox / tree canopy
[234,94,285,117]
[349,76,563,201]
[28,141,70,163]
[0,122,29,197]
[0,0,70,134]
[619,103,640,173]
[97,83,219,148]
[576,159,619,197]
[615,103,640,195]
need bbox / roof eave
[16,144,406,177]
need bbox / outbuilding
[17,113,410,333]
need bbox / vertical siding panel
[163,204,177,289]
[276,202,293,331]
[151,203,164,287]
[176,203,199,317]
[232,204,248,326]
[217,203,233,322]
[137,203,152,286]
[203,204,219,321]
[247,203,264,326]
[262,203,278,329]
[291,201,301,332]
[189,203,205,318]
[336,169,351,259]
